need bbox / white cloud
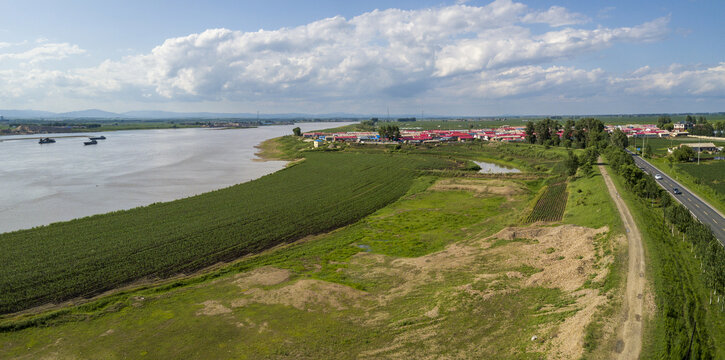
[613,63,725,96]
[1,1,712,113]
[0,42,85,63]
[522,6,589,27]
[66,3,666,101]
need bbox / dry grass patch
[430,178,526,198]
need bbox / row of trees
[524,117,609,149]
[378,124,401,141]
[606,144,725,314]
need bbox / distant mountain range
[0,109,399,120]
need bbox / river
[0,122,354,234]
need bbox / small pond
[474,160,521,174]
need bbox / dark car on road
[673,187,682,195]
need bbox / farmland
[677,161,725,194]
[526,182,568,223]
[628,137,725,157]
[0,139,627,359]
[0,150,455,314]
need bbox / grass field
[0,141,627,359]
[677,161,725,194]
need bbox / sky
[0,0,723,116]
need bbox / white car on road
[655,174,663,180]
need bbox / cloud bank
[0,0,722,113]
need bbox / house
[673,122,693,131]
[680,143,721,153]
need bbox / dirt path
[599,162,645,359]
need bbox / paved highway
[625,149,725,246]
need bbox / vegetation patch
[0,151,454,314]
[526,182,568,223]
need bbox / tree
[671,146,696,162]
[378,124,401,141]
[644,143,652,158]
[565,150,579,176]
[689,123,714,136]
[292,127,302,136]
[525,122,536,144]
[714,121,725,137]
[610,128,629,148]
[662,123,674,131]
[657,115,672,129]
[562,119,575,142]
[582,147,599,165]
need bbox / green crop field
[677,161,725,194]
[628,137,725,157]
[526,182,568,223]
[0,151,455,314]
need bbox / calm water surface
[0,122,353,233]
[474,160,521,174]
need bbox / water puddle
[474,161,521,174]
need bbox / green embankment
[607,164,725,359]
[0,150,454,314]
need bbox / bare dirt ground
[430,178,526,198]
[201,224,611,359]
[599,162,646,359]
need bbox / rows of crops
[0,151,453,314]
[526,182,568,223]
[676,161,725,194]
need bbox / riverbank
[0,123,353,234]
[1,140,627,359]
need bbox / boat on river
[38,137,56,144]
[89,136,106,140]
[84,140,97,145]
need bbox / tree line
[658,115,725,137]
[605,143,725,310]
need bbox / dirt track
[599,162,645,359]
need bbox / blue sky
[0,0,723,115]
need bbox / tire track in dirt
[599,161,645,359]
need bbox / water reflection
[0,122,353,233]
[473,160,521,174]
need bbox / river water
[0,122,353,234]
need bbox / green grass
[563,169,622,230]
[0,150,454,314]
[677,161,725,194]
[607,166,725,359]
[0,180,571,359]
